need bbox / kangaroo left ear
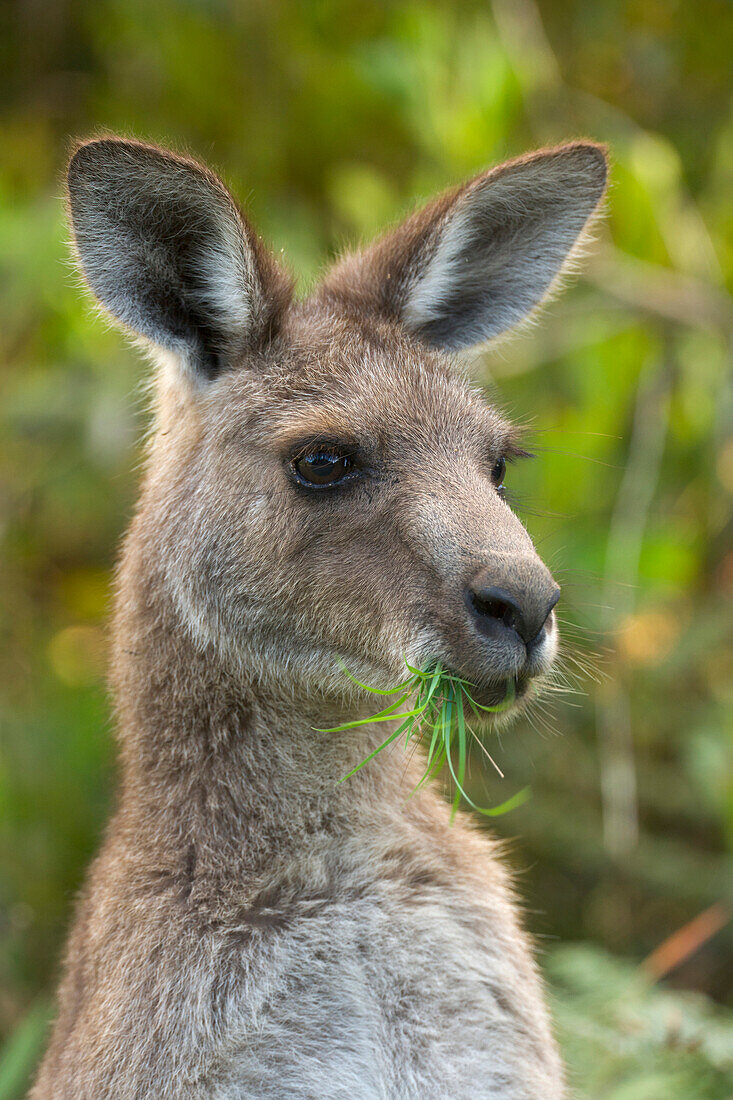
[67,138,292,381]
[320,143,608,350]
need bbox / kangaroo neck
[109,547,421,874]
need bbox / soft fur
[32,137,607,1099]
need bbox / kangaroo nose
[467,581,560,647]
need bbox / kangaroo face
[67,138,606,708]
[158,323,557,707]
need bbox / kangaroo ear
[67,138,292,380]
[321,143,607,350]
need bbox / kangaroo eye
[293,450,354,487]
[491,456,507,488]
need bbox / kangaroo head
[67,138,606,711]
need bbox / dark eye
[293,449,354,487]
[491,456,506,489]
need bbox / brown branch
[641,903,731,982]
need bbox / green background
[1,1,732,1095]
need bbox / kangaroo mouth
[459,672,530,713]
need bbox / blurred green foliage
[550,945,733,1097]
[0,0,731,1094]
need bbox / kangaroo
[32,137,606,1099]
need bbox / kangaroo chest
[203,866,560,1099]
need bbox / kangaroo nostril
[470,586,524,637]
[467,581,560,646]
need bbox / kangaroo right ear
[67,138,292,380]
[320,143,607,351]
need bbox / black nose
[467,582,560,647]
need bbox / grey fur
[32,136,607,1099]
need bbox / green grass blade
[335,659,414,696]
[315,693,411,731]
[421,665,443,710]
[337,725,407,780]
[464,679,517,714]
[456,688,467,794]
[424,707,444,769]
[404,659,437,678]
[330,659,528,821]
[474,787,530,817]
[409,745,448,798]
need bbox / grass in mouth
[319,662,529,819]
